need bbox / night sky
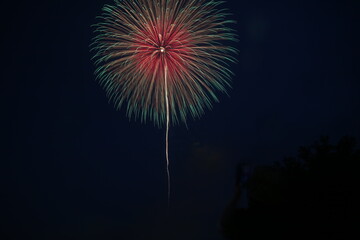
[1,0,359,239]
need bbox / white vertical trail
[164,65,170,207]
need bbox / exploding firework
[91,0,237,203]
[91,0,237,127]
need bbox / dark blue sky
[1,0,359,239]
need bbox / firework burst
[91,0,237,127]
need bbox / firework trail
[91,0,237,204]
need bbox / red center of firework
[130,23,193,80]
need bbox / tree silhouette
[221,136,358,239]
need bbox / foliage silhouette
[221,136,358,239]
